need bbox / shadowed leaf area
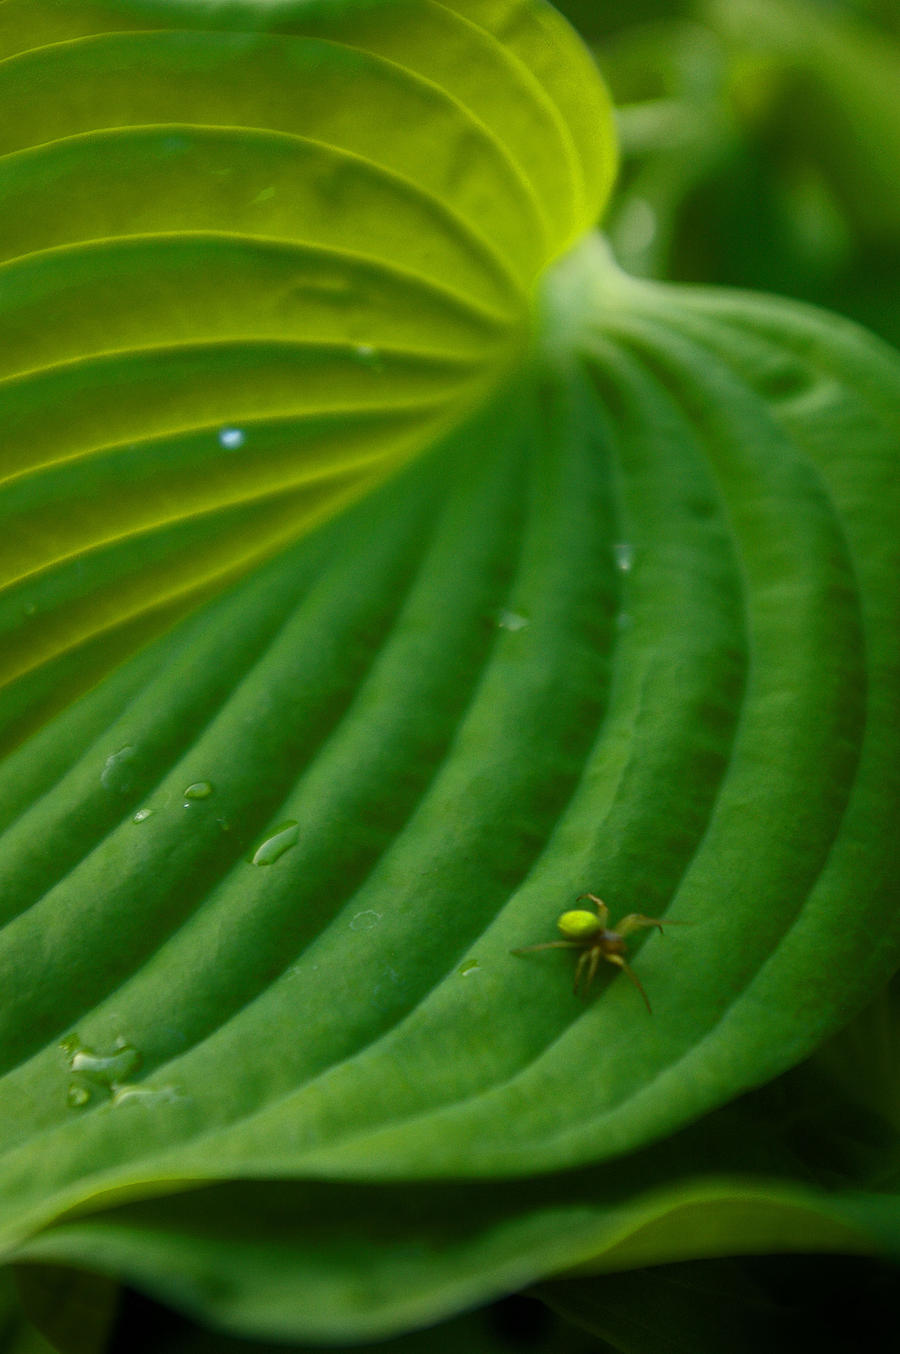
[1,0,898,1348]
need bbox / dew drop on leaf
[613,542,635,572]
[218,426,246,450]
[249,820,300,866]
[496,609,530,632]
[354,343,384,370]
[183,781,214,802]
[458,958,480,976]
[160,133,190,157]
[100,745,137,792]
[350,910,382,932]
[132,807,154,823]
[61,1033,142,1088]
[111,1084,181,1109]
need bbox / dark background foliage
[559,0,900,345]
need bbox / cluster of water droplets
[62,1032,135,1107]
[61,1032,183,1111]
[122,755,304,865]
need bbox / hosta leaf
[0,0,615,729]
[1,0,899,1343]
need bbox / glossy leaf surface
[1,0,898,1343]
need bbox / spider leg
[582,945,602,993]
[615,912,673,938]
[576,894,610,928]
[573,948,592,994]
[605,953,653,1013]
[511,941,581,954]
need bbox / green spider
[512,893,684,1012]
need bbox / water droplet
[350,909,382,932]
[111,1083,181,1108]
[616,611,632,631]
[251,186,276,204]
[66,1084,91,1109]
[100,745,137,792]
[354,343,383,369]
[23,600,37,617]
[132,807,154,823]
[496,609,530,632]
[613,542,635,572]
[458,958,480,976]
[249,820,299,866]
[70,1045,142,1082]
[160,133,190,157]
[218,426,246,450]
[183,781,213,801]
[61,1033,142,1088]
